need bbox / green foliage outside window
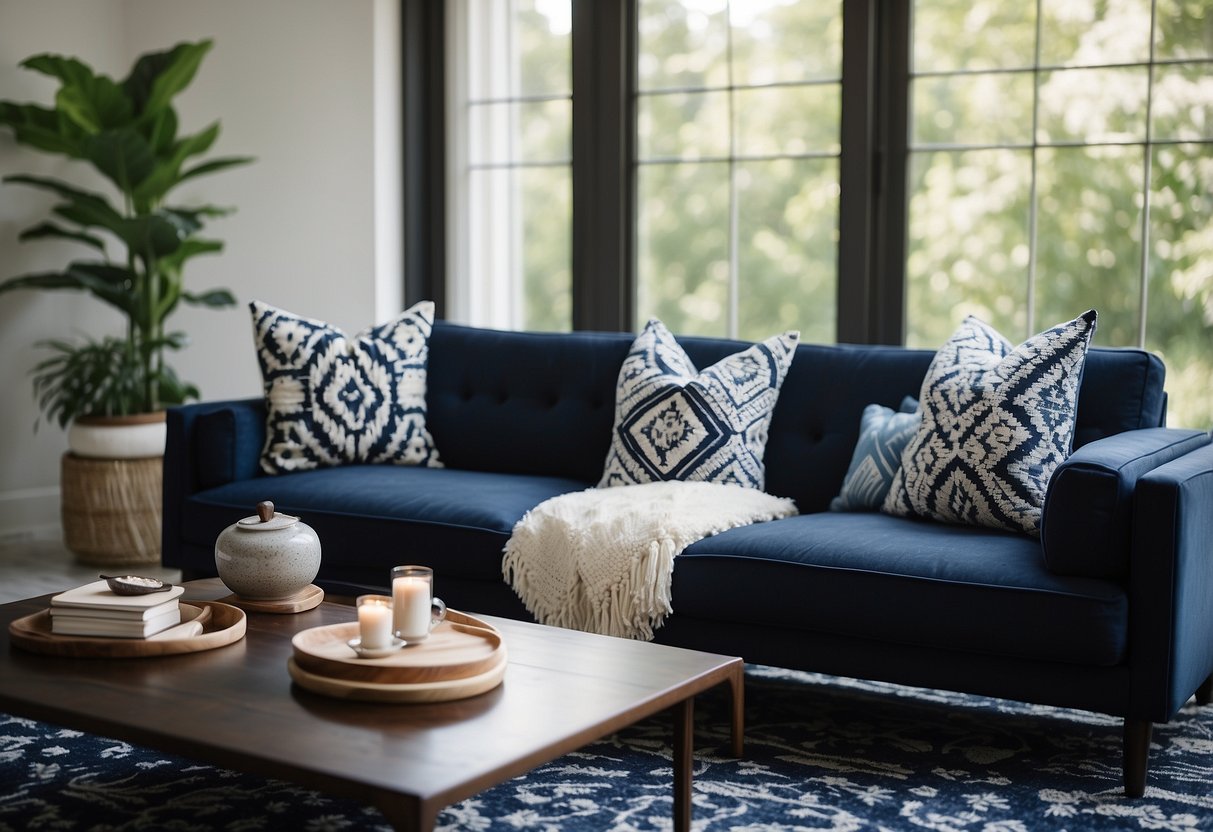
[491,0,1213,428]
[908,0,1213,428]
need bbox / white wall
[0,0,397,537]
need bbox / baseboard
[0,487,61,542]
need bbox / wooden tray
[287,655,507,704]
[221,584,324,614]
[9,601,246,658]
[291,610,506,687]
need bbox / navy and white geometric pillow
[882,310,1097,536]
[829,396,920,512]
[599,319,799,490]
[250,300,442,474]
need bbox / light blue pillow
[830,397,920,512]
[599,319,799,490]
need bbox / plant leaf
[6,174,126,236]
[0,102,85,156]
[85,128,155,190]
[56,75,133,134]
[158,238,222,273]
[147,107,178,154]
[120,215,183,259]
[0,271,91,294]
[181,288,236,308]
[20,54,95,88]
[132,121,220,203]
[65,262,137,314]
[175,120,220,160]
[162,205,234,229]
[0,264,134,317]
[177,155,256,186]
[122,41,212,119]
[18,222,106,253]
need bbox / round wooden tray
[287,654,507,704]
[221,584,324,614]
[8,601,246,658]
[290,610,506,697]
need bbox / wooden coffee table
[0,582,743,831]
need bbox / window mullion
[837,0,878,344]
[571,0,635,332]
[1137,0,1160,348]
[871,0,911,345]
[402,0,447,316]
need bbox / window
[433,0,1211,425]
[634,0,843,341]
[906,0,1213,425]
[446,0,572,331]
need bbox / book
[51,607,182,638]
[51,580,184,618]
[48,601,180,622]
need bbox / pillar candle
[358,599,393,649]
[392,576,432,640]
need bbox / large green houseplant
[0,39,251,564]
[0,38,251,430]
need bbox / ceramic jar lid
[235,500,300,532]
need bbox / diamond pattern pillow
[829,396,920,512]
[251,300,442,474]
[882,310,1097,535]
[599,319,799,490]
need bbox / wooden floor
[0,534,181,604]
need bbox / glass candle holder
[391,565,446,643]
[356,594,394,650]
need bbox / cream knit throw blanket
[502,481,798,640]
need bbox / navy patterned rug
[2,665,1211,831]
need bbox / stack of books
[50,580,185,638]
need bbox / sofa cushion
[830,396,919,512]
[884,310,1097,535]
[250,300,442,473]
[600,319,799,489]
[182,466,590,583]
[673,512,1127,666]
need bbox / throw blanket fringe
[503,482,798,640]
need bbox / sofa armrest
[1129,440,1213,721]
[1041,428,1210,579]
[162,398,265,568]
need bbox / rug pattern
[2,665,1210,831]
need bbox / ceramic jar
[214,501,321,600]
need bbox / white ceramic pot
[214,501,322,600]
[68,412,167,459]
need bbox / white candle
[392,576,432,641]
[358,599,393,649]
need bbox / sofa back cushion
[425,322,1167,511]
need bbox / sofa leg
[1196,675,1213,706]
[1123,719,1152,797]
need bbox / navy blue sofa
[162,321,1213,795]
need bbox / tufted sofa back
[426,322,1168,512]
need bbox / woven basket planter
[61,453,162,566]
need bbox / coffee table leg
[673,697,694,832]
[376,796,435,832]
[727,665,745,758]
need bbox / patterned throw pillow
[882,310,1097,535]
[599,319,799,490]
[829,396,920,512]
[250,300,442,474]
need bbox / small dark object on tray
[99,574,175,596]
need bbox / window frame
[408,0,972,345]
